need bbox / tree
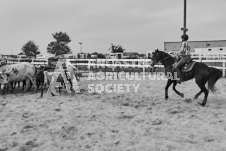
[109,43,125,53]
[47,32,71,56]
[21,41,40,58]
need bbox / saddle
[181,59,196,72]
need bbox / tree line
[21,32,126,58]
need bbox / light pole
[181,0,188,35]
[79,42,83,53]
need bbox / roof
[165,40,226,43]
[123,52,140,56]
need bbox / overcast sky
[0,0,226,55]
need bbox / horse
[150,49,222,106]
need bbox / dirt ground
[0,75,226,151]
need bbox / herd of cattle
[0,62,80,97]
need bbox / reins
[154,55,174,73]
[158,55,172,63]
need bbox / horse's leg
[194,90,202,99]
[198,84,209,106]
[165,79,173,100]
[195,80,209,106]
[172,81,184,98]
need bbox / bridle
[151,53,175,72]
[151,53,172,67]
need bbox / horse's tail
[208,67,222,93]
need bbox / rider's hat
[181,34,189,41]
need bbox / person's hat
[181,34,189,41]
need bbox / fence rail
[67,58,226,77]
[190,52,226,60]
[4,53,226,77]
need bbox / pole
[79,42,82,53]
[184,0,186,35]
[181,0,188,35]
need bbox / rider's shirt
[180,41,190,56]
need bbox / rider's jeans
[175,55,191,69]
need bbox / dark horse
[151,49,222,106]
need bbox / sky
[0,0,226,55]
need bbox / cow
[34,66,55,97]
[0,62,37,93]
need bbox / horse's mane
[158,51,172,58]
[158,50,175,64]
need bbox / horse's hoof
[194,95,199,99]
[198,102,206,107]
[165,96,169,100]
[180,93,184,98]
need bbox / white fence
[5,53,226,77]
[7,58,47,65]
[66,58,226,77]
[190,52,226,60]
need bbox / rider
[174,34,191,83]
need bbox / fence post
[142,59,145,79]
[95,59,97,77]
[112,59,115,73]
[199,53,202,62]
[88,59,91,71]
[105,59,106,77]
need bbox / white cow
[0,62,37,92]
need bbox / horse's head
[150,49,162,67]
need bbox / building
[164,40,226,53]
[77,52,88,59]
[194,47,226,54]
[106,53,123,59]
[36,54,55,59]
[123,52,144,59]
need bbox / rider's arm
[179,41,186,56]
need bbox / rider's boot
[175,68,184,84]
